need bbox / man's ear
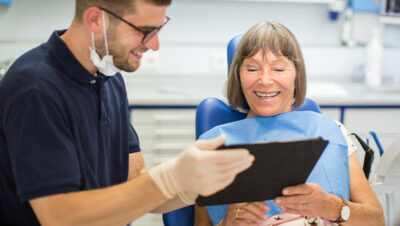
[84,6,104,34]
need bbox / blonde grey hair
[227,21,306,110]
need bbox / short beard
[94,27,139,73]
[110,45,139,73]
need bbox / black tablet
[196,137,329,206]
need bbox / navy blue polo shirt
[0,30,140,225]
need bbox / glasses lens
[142,29,160,44]
[142,17,170,44]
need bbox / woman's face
[240,50,296,118]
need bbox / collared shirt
[0,30,140,225]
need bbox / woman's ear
[84,6,103,34]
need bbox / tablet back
[196,137,328,206]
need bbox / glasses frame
[97,6,170,44]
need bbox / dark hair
[75,0,172,22]
[227,21,306,110]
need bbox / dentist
[0,0,254,225]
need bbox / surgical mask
[89,11,122,76]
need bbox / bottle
[365,28,383,87]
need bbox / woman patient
[194,22,384,226]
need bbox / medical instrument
[351,133,375,179]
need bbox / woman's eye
[245,66,259,72]
[273,67,286,72]
[247,68,258,72]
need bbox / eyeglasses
[98,6,170,44]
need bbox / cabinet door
[343,109,400,149]
[130,109,196,167]
[320,108,341,122]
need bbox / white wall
[1,0,400,83]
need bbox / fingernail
[283,189,289,195]
[275,198,281,204]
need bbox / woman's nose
[258,69,273,85]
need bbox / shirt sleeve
[128,123,141,153]
[333,120,357,156]
[4,90,81,202]
[125,98,140,153]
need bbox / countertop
[125,76,400,107]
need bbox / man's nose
[143,33,160,51]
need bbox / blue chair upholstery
[195,98,247,139]
[227,34,243,74]
[296,98,321,113]
[162,34,321,226]
[162,205,194,226]
[195,97,321,139]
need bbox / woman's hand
[273,183,342,220]
[221,201,269,225]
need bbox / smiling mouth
[131,51,143,58]
[254,91,280,98]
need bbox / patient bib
[199,111,350,226]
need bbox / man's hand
[149,135,254,200]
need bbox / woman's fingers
[254,201,270,213]
[274,194,309,206]
[281,183,313,196]
[234,203,268,224]
[281,203,308,211]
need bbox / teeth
[132,51,143,56]
[255,91,280,98]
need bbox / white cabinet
[130,109,196,167]
[320,108,341,122]
[343,109,400,149]
[130,107,400,168]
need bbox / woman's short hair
[227,21,306,110]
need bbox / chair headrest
[227,34,243,75]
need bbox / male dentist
[0,0,254,225]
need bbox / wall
[1,0,400,85]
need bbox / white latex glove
[149,135,254,203]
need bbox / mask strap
[91,32,96,51]
[102,11,109,55]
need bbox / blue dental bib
[199,111,350,225]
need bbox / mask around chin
[89,47,122,76]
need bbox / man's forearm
[30,172,168,226]
[150,195,188,214]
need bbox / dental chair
[370,135,400,226]
[162,35,321,226]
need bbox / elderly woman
[194,22,384,226]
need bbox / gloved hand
[149,135,254,204]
